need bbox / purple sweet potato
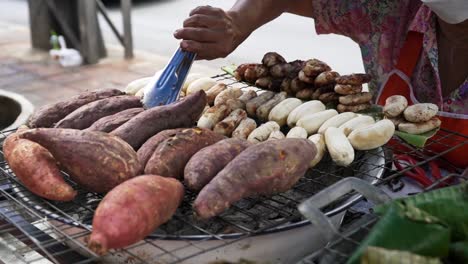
[3,129,76,201]
[136,128,186,171]
[87,175,184,255]
[144,128,225,179]
[184,138,251,191]
[194,138,316,219]
[55,95,142,129]
[19,128,140,193]
[111,90,207,149]
[28,89,124,128]
[86,108,144,133]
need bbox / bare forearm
[228,0,315,38]
[174,1,314,60]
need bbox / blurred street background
[0,0,364,73]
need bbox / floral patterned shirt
[311,0,467,114]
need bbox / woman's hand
[174,1,313,60]
[174,6,246,60]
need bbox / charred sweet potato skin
[55,95,143,129]
[111,90,207,149]
[86,108,144,132]
[88,175,184,255]
[3,131,76,201]
[28,89,124,128]
[19,128,140,193]
[136,128,186,171]
[194,139,316,219]
[144,128,225,179]
[184,138,251,191]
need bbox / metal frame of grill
[297,172,468,264]
[0,73,466,264]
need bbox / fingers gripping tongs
[143,48,196,108]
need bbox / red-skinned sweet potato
[194,139,316,219]
[184,138,251,191]
[136,128,186,171]
[144,128,225,179]
[28,89,124,128]
[111,90,207,149]
[86,108,144,132]
[19,128,140,193]
[3,129,76,201]
[87,175,184,255]
[55,95,142,129]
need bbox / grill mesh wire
[0,73,466,264]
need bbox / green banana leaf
[356,105,384,121]
[346,203,450,264]
[361,247,442,264]
[394,128,440,148]
[376,183,468,240]
[449,241,468,263]
[222,65,237,77]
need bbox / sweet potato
[194,138,316,219]
[19,128,140,193]
[184,139,251,191]
[55,95,143,129]
[2,125,29,157]
[145,128,225,179]
[3,130,76,201]
[136,128,186,171]
[112,90,207,149]
[28,89,124,128]
[88,175,183,255]
[85,108,144,132]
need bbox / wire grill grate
[298,173,468,264]
[0,74,466,264]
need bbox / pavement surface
[0,20,217,108]
[0,0,365,73]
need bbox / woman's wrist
[226,10,253,48]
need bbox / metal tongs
[143,48,196,108]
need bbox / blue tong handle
[143,48,196,108]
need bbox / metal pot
[0,89,34,131]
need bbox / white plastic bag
[49,36,83,67]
